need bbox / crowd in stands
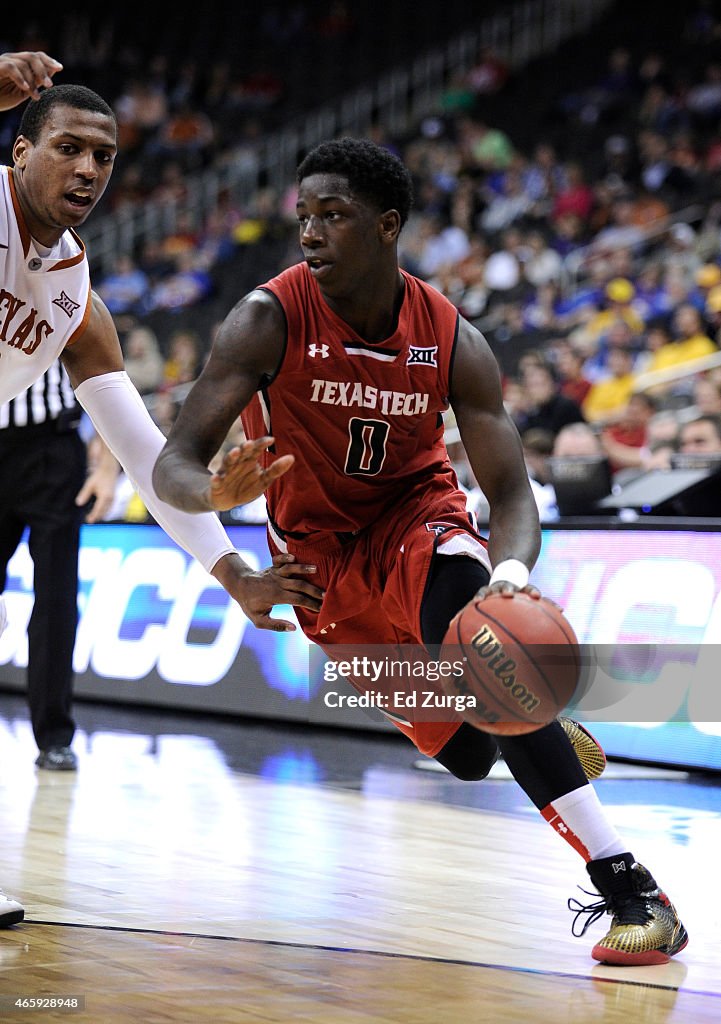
[5,2,721,521]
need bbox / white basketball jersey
[0,165,92,405]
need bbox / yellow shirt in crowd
[582,373,637,423]
[645,334,717,373]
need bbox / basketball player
[154,139,687,965]
[0,53,310,927]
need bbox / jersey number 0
[344,417,390,476]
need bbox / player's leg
[421,554,500,780]
[490,665,686,962]
[421,552,686,963]
[421,553,603,783]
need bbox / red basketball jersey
[242,261,462,534]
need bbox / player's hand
[473,583,564,614]
[212,552,324,632]
[0,52,63,110]
[75,466,118,523]
[475,582,542,601]
[208,437,294,511]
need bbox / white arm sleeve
[74,371,236,573]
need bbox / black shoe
[35,746,78,771]
[569,852,688,965]
[0,890,24,927]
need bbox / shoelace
[568,886,651,937]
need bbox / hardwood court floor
[0,696,718,1023]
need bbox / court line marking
[20,919,716,998]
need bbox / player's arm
[0,51,63,109]
[450,317,541,592]
[60,294,299,607]
[152,289,324,631]
[153,289,292,512]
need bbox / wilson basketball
[440,593,581,735]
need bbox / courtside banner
[0,523,720,768]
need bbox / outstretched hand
[212,552,324,632]
[0,52,63,110]
[208,436,294,511]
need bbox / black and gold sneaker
[559,717,607,781]
[569,852,688,965]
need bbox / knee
[442,749,500,781]
[434,726,500,781]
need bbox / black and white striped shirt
[0,361,80,434]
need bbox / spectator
[158,209,200,260]
[150,160,188,204]
[633,263,676,322]
[582,346,638,424]
[465,45,510,98]
[641,409,682,469]
[458,115,515,172]
[688,261,721,311]
[96,254,150,317]
[686,61,721,123]
[600,392,659,472]
[522,230,563,287]
[522,141,566,217]
[662,221,702,283]
[109,163,149,212]
[114,76,168,156]
[150,100,215,172]
[522,281,563,332]
[553,421,605,458]
[122,325,165,396]
[522,362,586,436]
[551,162,595,226]
[693,375,721,414]
[582,320,641,385]
[644,302,717,373]
[149,388,181,437]
[582,278,646,348]
[678,414,721,453]
[146,251,214,313]
[479,168,535,235]
[555,340,593,407]
[415,213,471,278]
[590,191,645,255]
[162,328,204,388]
[705,283,721,341]
[520,428,558,521]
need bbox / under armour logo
[52,291,81,318]
[612,861,627,874]
[308,343,329,358]
[320,622,337,635]
[407,345,438,367]
[557,822,568,834]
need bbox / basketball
[440,593,581,735]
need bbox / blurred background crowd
[4,0,721,522]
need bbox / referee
[0,361,118,770]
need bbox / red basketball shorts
[267,490,490,756]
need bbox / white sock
[541,784,626,862]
